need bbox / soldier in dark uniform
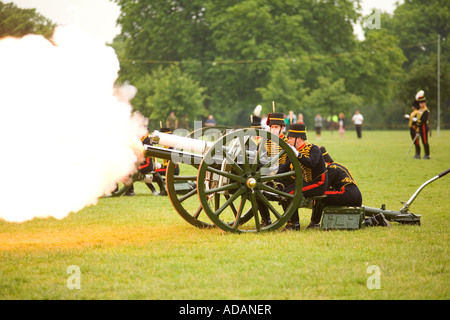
[257,112,290,226]
[124,133,159,196]
[416,94,430,159]
[278,123,328,230]
[321,147,390,227]
[249,115,263,147]
[405,100,421,159]
[320,146,362,207]
[251,115,262,129]
[156,127,180,176]
[150,127,181,195]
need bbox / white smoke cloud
[0,26,147,223]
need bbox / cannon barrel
[144,130,271,169]
[151,130,214,154]
[143,130,215,166]
[143,144,204,165]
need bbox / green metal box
[320,206,365,230]
[173,181,194,194]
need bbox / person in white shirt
[351,110,364,138]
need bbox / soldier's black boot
[306,198,324,229]
[282,211,300,231]
[414,145,421,159]
[124,185,135,196]
[423,145,430,159]
[283,220,300,231]
[306,221,320,229]
[261,217,272,227]
[146,183,159,195]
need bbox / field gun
[129,127,448,233]
[143,127,304,233]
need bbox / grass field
[1,129,449,300]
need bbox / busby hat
[159,127,172,134]
[415,90,426,103]
[251,115,262,128]
[287,123,307,140]
[140,133,150,143]
[266,113,285,126]
[320,146,334,163]
[417,95,426,103]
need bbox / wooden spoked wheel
[196,129,303,233]
[165,126,232,228]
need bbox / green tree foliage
[302,77,363,118]
[256,58,308,113]
[113,0,365,127]
[0,1,55,39]
[113,0,447,129]
[132,64,206,129]
[378,0,450,128]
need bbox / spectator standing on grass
[204,114,217,127]
[284,111,296,131]
[314,113,322,139]
[166,111,178,131]
[351,110,364,138]
[338,112,345,139]
[179,113,189,131]
[289,110,297,125]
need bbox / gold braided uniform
[265,133,289,165]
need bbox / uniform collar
[297,141,307,150]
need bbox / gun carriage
[121,127,448,233]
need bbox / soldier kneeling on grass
[124,133,162,196]
[278,123,328,231]
[319,146,390,227]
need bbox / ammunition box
[320,206,365,230]
[173,181,194,194]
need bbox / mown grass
[0,129,449,300]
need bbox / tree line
[2,0,448,130]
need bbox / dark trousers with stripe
[323,183,362,207]
[419,124,430,156]
[283,174,328,225]
[410,127,420,155]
